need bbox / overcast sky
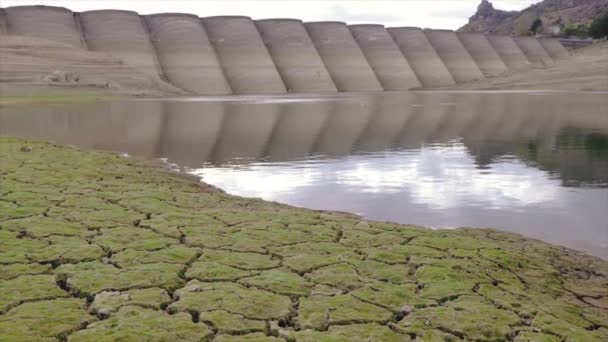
[2,0,539,29]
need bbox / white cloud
[2,0,540,30]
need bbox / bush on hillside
[563,24,589,38]
[530,18,543,34]
[589,11,608,39]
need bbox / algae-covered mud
[1,136,607,341]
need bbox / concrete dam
[0,5,571,95]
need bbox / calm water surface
[2,92,607,258]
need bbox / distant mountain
[458,0,608,36]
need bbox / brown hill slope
[459,0,608,35]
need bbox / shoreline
[1,136,607,341]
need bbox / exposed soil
[0,35,187,98]
[1,136,607,341]
[446,41,608,91]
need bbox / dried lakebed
[1,136,607,341]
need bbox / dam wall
[5,6,84,48]
[305,22,383,92]
[457,33,508,77]
[424,29,484,83]
[539,38,570,61]
[487,35,532,71]
[350,24,421,91]
[80,10,162,78]
[514,36,554,67]
[146,13,232,95]
[256,19,337,93]
[0,9,7,35]
[388,27,456,88]
[1,5,570,94]
[203,16,286,94]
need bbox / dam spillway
[487,35,532,71]
[424,29,484,84]
[349,24,421,91]
[305,21,383,92]
[514,36,555,67]
[203,16,286,94]
[539,38,570,61]
[457,32,508,77]
[256,19,337,93]
[4,5,84,48]
[388,27,456,88]
[1,5,571,95]
[146,13,232,95]
[80,10,163,78]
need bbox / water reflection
[1,92,607,258]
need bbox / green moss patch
[1,136,607,341]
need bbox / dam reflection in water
[1,92,607,259]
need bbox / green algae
[68,306,212,342]
[398,295,521,340]
[186,261,257,281]
[238,269,313,296]
[200,249,280,270]
[0,275,68,313]
[213,333,285,342]
[292,324,408,342]
[0,298,95,340]
[110,245,200,268]
[297,295,393,330]
[1,216,88,238]
[89,288,172,316]
[55,261,184,296]
[94,227,178,252]
[0,263,52,280]
[198,310,266,335]
[170,280,292,320]
[1,136,607,341]
[351,281,434,312]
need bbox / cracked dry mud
[1,136,607,342]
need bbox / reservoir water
[1,91,607,259]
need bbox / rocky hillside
[459,0,608,35]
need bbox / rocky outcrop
[459,0,608,35]
[459,0,518,34]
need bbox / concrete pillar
[5,5,84,48]
[305,21,383,92]
[159,101,225,167]
[256,19,337,93]
[388,27,455,88]
[395,93,451,148]
[315,97,375,156]
[457,32,508,77]
[203,16,286,94]
[486,35,531,72]
[80,10,162,78]
[0,9,8,35]
[349,24,421,91]
[146,13,232,95]
[355,93,417,152]
[539,38,569,61]
[211,102,281,163]
[424,29,484,83]
[514,36,554,67]
[266,101,332,161]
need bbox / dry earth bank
[0,136,607,341]
[446,41,608,91]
